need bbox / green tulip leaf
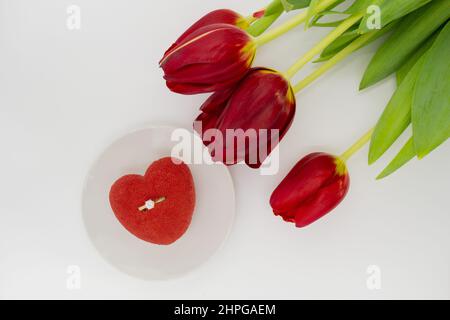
[345,0,431,33]
[360,0,450,90]
[310,15,347,28]
[315,21,397,63]
[307,0,349,28]
[316,27,360,61]
[396,31,438,85]
[345,0,378,15]
[359,0,432,34]
[281,0,311,12]
[377,137,416,179]
[369,54,426,164]
[247,0,284,37]
[301,0,346,29]
[412,21,450,159]
[264,0,283,15]
[305,0,321,29]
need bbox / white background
[1,0,449,299]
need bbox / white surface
[82,126,235,280]
[0,0,449,299]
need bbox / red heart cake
[109,157,196,245]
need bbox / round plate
[82,126,235,280]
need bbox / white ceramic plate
[82,126,235,280]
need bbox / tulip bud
[270,153,350,228]
[161,23,256,95]
[194,68,296,168]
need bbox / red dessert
[109,157,196,245]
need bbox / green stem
[245,14,259,26]
[254,11,308,47]
[340,129,374,162]
[254,0,340,48]
[292,29,381,93]
[285,13,364,79]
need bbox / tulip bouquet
[160,0,450,228]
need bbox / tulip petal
[215,68,296,166]
[161,9,246,63]
[161,26,243,68]
[294,174,350,228]
[164,57,252,85]
[270,153,338,214]
[161,24,255,95]
[200,87,236,113]
[166,76,241,95]
[194,68,295,167]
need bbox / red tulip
[270,153,350,228]
[162,9,250,59]
[194,68,296,168]
[160,23,256,95]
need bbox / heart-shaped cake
[109,157,196,245]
